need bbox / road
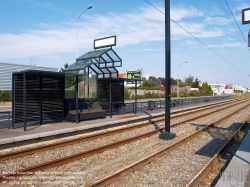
[0,106,11,129]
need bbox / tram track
[83,103,250,187]
[187,119,250,187]
[0,99,249,185]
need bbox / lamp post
[177,61,188,98]
[212,71,220,96]
[76,5,92,59]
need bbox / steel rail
[0,101,248,183]
[186,116,250,187]
[0,100,242,161]
[84,103,250,187]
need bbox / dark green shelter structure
[12,36,125,131]
[12,70,66,131]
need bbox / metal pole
[159,0,175,140]
[165,0,171,133]
[177,72,179,98]
[88,67,90,98]
[177,61,188,98]
[76,75,79,123]
[135,80,137,114]
[109,77,112,118]
[12,74,15,129]
[23,72,26,131]
[8,112,10,130]
[39,76,43,125]
[76,5,92,59]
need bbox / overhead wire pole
[144,0,249,77]
[159,0,175,140]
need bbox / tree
[138,80,159,90]
[59,63,69,72]
[160,78,176,87]
[59,63,85,88]
[184,75,194,86]
[201,82,212,93]
[170,78,177,85]
[192,78,200,88]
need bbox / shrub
[65,90,75,98]
[0,90,12,101]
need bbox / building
[234,84,247,94]
[210,83,234,95]
[0,62,58,90]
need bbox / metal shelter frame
[63,47,123,119]
[64,48,122,78]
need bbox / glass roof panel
[64,48,121,78]
[77,48,110,60]
[92,58,99,63]
[107,50,121,62]
[90,64,103,75]
[101,53,112,63]
[105,62,113,68]
[101,68,109,74]
[106,67,117,73]
[114,61,121,67]
[99,63,105,68]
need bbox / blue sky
[0,0,250,87]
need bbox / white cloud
[204,17,233,25]
[0,5,227,59]
[171,5,203,21]
[208,42,245,48]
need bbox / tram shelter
[63,36,125,122]
[12,36,125,131]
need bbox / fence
[124,96,230,114]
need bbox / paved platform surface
[0,99,231,145]
[216,130,250,187]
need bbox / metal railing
[0,111,11,129]
[125,96,230,114]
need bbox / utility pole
[159,0,175,140]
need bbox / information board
[127,71,141,84]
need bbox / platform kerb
[159,132,176,140]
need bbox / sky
[0,0,250,87]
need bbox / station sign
[242,8,250,24]
[94,36,116,49]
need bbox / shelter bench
[64,99,106,122]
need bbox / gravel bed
[0,121,160,173]
[111,105,250,187]
[170,100,242,124]
[0,119,155,155]
[6,102,250,186]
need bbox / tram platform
[216,130,250,187]
[0,99,231,145]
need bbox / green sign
[127,71,141,84]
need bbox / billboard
[127,71,141,84]
[94,36,116,49]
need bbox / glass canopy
[64,48,122,78]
